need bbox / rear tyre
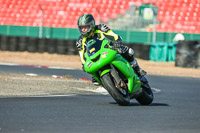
[136,83,154,105]
[101,73,130,106]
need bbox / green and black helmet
[77,14,95,36]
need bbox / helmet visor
[79,25,91,34]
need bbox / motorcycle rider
[76,14,146,85]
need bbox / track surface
[0,65,200,133]
[0,64,91,79]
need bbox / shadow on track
[109,102,169,106]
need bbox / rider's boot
[130,58,147,77]
[121,46,147,78]
[92,76,100,86]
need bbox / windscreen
[86,39,103,56]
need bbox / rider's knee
[128,48,135,57]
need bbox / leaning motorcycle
[84,38,154,106]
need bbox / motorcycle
[84,38,154,106]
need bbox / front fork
[96,64,128,95]
[91,64,117,87]
[93,63,142,97]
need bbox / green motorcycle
[84,38,154,106]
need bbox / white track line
[0,62,18,66]
[76,87,109,95]
[25,73,38,76]
[48,66,74,70]
[77,87,161,95]
[29,94,77,97]
[151,88,161,93]
[0,94,77,98]
[0,62,75,70]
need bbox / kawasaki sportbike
[84,38,154,106]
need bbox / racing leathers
[76,24,146,80]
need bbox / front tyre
[136,83,154,105]
[101,73,130,106]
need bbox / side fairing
[111,55,141,93]
[84,48,117,73]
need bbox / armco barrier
[196,42,200,68]
[38,38,47,53]
[27,37,38,53]
[0,35,149,59]
[126,43,150,60]
[0,35,9,51]
[8,36,18,51]
[0,35,79,55]
[66,40,78,55]
[175,40,200,68]
[18,37,28,51]
[2,35,198,68]
[56,39,68,54]
[1,25,200,44]
[47,38,57,54]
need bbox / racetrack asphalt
[0,64,200,133]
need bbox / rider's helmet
[77,14,95,37]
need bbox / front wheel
[136,83,154,105]
[101,73,130,106]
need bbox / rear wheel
[101,73,130,106]
[136,83,154,105]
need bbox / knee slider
[128,48,135,56]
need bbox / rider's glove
[98,24,110,32]
[76,38,82,50]
[113,40,123,49]
[113,40,122,49]
[112,40,123,53]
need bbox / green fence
[0,25,200,44]
[0,25,80,40]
